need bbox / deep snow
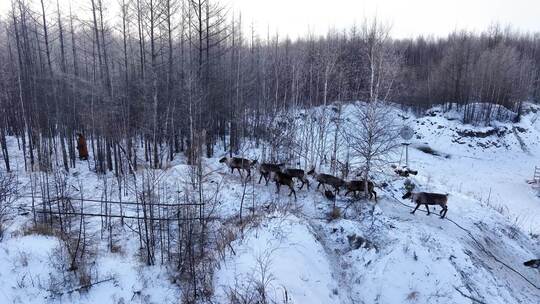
[0,102,539,303]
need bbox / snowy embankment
[214,214,340,303]
[0,102,539,303]
[211,102,540,303]
[406,103,540,233]
[0,233,178,303]
[211,178,540,303]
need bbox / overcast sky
[1,0,539,39]
[227,0,540,38]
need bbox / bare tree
[345,102,399,200]
[342,19,402,200]
[0,171,17,240]
[361,18,400,103]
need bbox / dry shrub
[110,243,123,254]
[0,171,18,240]
[216,227,237,260]
[327,207,341,221]
[23,223,55,237]
[40,208,98,295]
[48,234,99,297]
[77,264,93,290]
[406,290,419,301]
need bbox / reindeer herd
[219,156,378,201]
[219,156,451,219]
[223,157,430,205]
[218,156,540,271]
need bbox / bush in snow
[47,234,99,297]
[0,171,18,240]
[404,179,416,192]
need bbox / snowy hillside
[0,102,539,303]
[403,102,540,233]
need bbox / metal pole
[405,143,409,168]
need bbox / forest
[0,0,539,173]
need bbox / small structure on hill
[527,166,540,183]
[527,166,540,196]
[395,125,418,177]
[399,126,414,167]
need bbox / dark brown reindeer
[219,157,257,178]
[258,163,284,185]
[524,259,540,269]
[324,190,336,202]
[402,191,449,219]
[345,180,377,201]
[283,168,310,190]
[307,168,345,194]
[273,171,297,200]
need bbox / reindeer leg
[425,204,430,215]
[316,182,321,191]
[258,174,263,184]
[440,207,448,219]
[410,203,420,215]
[265,174,270,186]
[291,187,297,200]
[275,183,280,194]
[373,190,377,202]
[300,177,309,190]
[298,179,304,190]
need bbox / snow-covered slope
[403,103,540,233]
[211,102,540,303]
[0,102,539,303]
[214,214,340,303]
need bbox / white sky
[226,0,540,39]
[1,0,539,39]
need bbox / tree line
[0,0,538,173]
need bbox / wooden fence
[17,195,219,222]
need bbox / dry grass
[78,267,93,289]
[406,290,419,301]
[327,207,342,221]
[22,223,55,237]
[110,243,124,254]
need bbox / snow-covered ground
[404,103,540,233]
[0,102,539,303]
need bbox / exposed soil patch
[415,144,450,158]
[456,127,508,138]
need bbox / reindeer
[324,190,336,202]
[258,163,284,185]
[283,168,310,190]
[402,191,449,219]
[524,259,540,269]
[307,168,345,194]
[219,157,257,178]
[345,180,377,201]
[272,171,296,200]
